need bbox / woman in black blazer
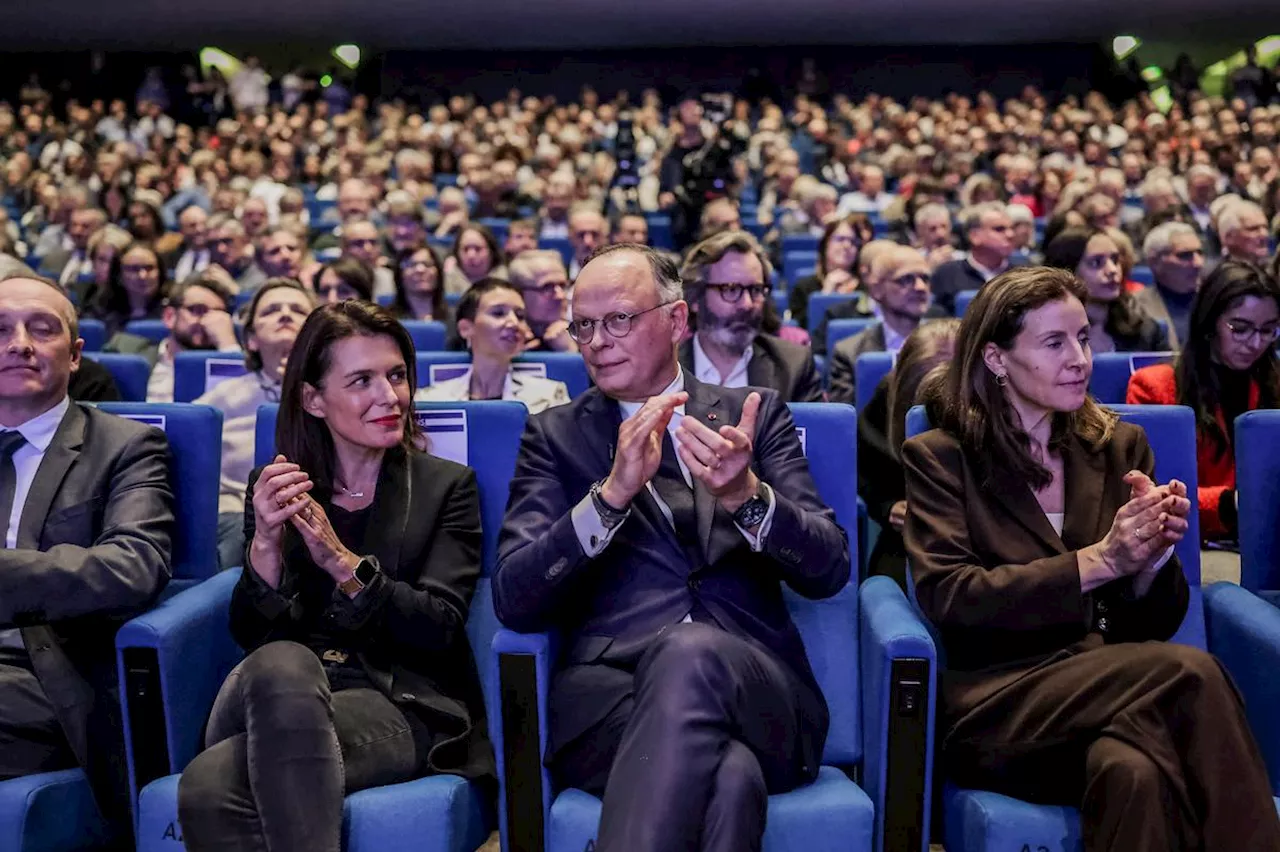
[857,318,958,586]
[903,266,1279,850]
[178,301,494,851]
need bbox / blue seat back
[781,233,820,254]
[538,237,574,267]
[906,404,1205,648]
[644,213,674,250]
[1088,352,1173,404]
[84,352,151,401]
[954,289,979,317]
[1234,410,1280,593]
[173,351,248,403]
[855,352,895,413]
[787,403,861,765]
[1130,265,1155,286]
[784,250,818,286]
[808,293,857,335]
[476,218,510,246]
[826,318,877,357]
[124,319,169,343]
[79,318,106,351]
[97,403,224,583]
[402,319,447,353]
[417,352,591,397]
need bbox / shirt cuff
[734,483,776,552]
[571,492,628,557]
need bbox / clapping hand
[600,392,688,509]
[289,496,361,586]
[675,391,761,513]
[1095,471,1192,581]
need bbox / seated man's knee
[639,624,734,685]
[1148,644,1232,696]
[1089,741,1163,800]
[714,740,767,811]
[236,640,327,702]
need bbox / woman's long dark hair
[888,319,961,457]
[319,255,375,302]
[816,213,873,277]
[276,301,422,493]
[1175,259,1280,456]
[450,223,505,278]
[1043,227,1148,342]
[392,247,446,320]
[91,240,170,321]
[939,266,1116,489]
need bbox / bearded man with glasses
[495,242,849,852]
[677,230,824,402]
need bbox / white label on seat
[120,413,167,430]
[205,358,249,393]
[415,409,468,465]
[796,426,807,455]
[428,362,548,385]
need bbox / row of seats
[6,396,1280,851]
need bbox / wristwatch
[731,482,770,529]
[590,480,630,529]
[338,557,379,596]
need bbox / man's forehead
[575,254,653,299]
[0,279,75,322]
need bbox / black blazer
[856,376,908,585]
[3,403,174,839]
[827,323,888,406]
[494,377,850,761]
[678,333,825,403]
[234,447,495,785]
[902,422,1189,719]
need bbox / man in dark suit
[39,206,105,289]
[930,201,1021,314]
[494,244,850,852]
[828,244,934,405]
[0,273,175,847]
[678,230,824,402]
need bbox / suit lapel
[1062,435,1107,552]
[988,463,1065,556]
[745,338,775,391]
[364,449,410,575]
[17,404,85,550]
[577,389,622,480]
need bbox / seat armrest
[491,627,556,852]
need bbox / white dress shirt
[966,252,1009,283]
[58,250,90,287]
[692,334,753,389]
[881,321,910,356]
[3,396,71,549]
[173,248,211,282]
[569,367,776,563]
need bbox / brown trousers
[943,640,1280,852]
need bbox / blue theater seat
[83,352,151,401]
[644,213,674,249]
[492,403,937,852]
[808,293,857,336]
[124,319,169,343]
[826,317,877,357]
[1234,410,1280,600]
[122,401,528,852]
[1088,351,1173,404]
[954,289,978,317]
[416,351,591,397]
[172,351,248,402]
[78,318,106,352]
[401,319,448,352]
[538,237,574,267]
[855,351,895,414]
[905,404,1280,851]
[0,769,110,852]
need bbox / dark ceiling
[6,0,1280,50]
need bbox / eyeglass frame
[1223,318,1280,344]
[567,301,677,344]
[697,281,771,303]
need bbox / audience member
[903,265,1280,850]
[1044,228,1169,352]
[788,214,872,330]
[90,240,170,338]
[178,301,495,849]
[147,273,241,402]
[41,206,104,288]
[507,249,576,352]
[1136,222,1206,349]
[340,219,395,299]
[912,203,962,269]
[568,205,609,278]
[391,247,447,323]
[195,278,317,570]
[172,205,212,282]
[207,216,268,294]
[316,256,376,305]
[258,226,304,281]
[504,219,539,258]
[828,245,935,404]
[417,277,569,412]
[930,202,1021,314]
[1127,260,1280,545]
[495,243,850,852]
[679,230,823,402]
[857,319,960,585]
[444,223,505,296]
[0,272,174,846]
[611,212,650,245]
[1217,200,1273,265]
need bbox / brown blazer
[901,421,1189,718]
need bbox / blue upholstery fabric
[1087,352,1172,405]
[944,786,1082,852]
[96,402,223,584]
[826,318,877,357]
[492,403,936,852]
[0,769,110,852]
[83,352,150,401]
[808,293,857,335]
[855,351,894,414]
[172,351,248,402]
[130,402,528,851]
[415,351,592,397]
[401,319,447,353]
[537,237,573,266]
[953,289,978,317]
[124,319,169,343]
[78,318,106,352]
[1234,410,1280,594]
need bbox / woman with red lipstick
[1044,228,1168,353]
[903,265,1280,851]
[416,277,570,412]
[1127,260,1280,545]
[179,300,495,850]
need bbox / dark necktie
[652,430,699,546]
[0,431,29,548]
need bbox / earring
[996,373,1008,387]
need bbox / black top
[856,376,909,587]
[1216,364,1254,448]
[300,501,374,675]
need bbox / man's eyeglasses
[888,271,931,288]
[702,282,769,303]
[523,280,569,297]
[1224,319,1280,344]
[177,304,225,319]
[568,302,673,344]
[400,258,437,273]
[1171,249,1205,262]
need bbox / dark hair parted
[887,319,961,457]
[94,240,170,321]
[817,214,874,276]
[938,265,1116,489]
[1175,259,1280,456]
[1043,227,1149,342]
[450,224,505,276]
[391,247,446,321]
[276,301,421,492]
[319,255,376,302]
[455,276,524,323]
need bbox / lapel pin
[707,412,718,421]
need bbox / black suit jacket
[827,323,887,406]
[678,333,825,403]
[902,422,1189,718]
[68,357,123,402]
[856,377,908,584]
[493,377,850,762]
[2,403,175,839]
[234,448,495,786]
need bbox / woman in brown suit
[903,265,1280,851]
